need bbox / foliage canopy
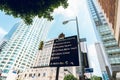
[64,74,78,80]
[0,0,68,25]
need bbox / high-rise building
[87,0,120,79]
[0,23,19,53]
[97,0,120,46]
[94,43,110,80]
[0,17,51,80]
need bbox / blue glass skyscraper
[87,0,120,79]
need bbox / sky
[0,0,103,76]
[0,11,20,40]
[47,0,98,44]
[0,0,97,45]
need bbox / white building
[35,40,54,67]
[0,17,51,80]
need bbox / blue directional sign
[84,68,93,73]
[50,36,79,67]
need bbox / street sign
[50,36,79,67]
[84,68,93,73]
[12,70,17,74]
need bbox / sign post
[55,67,60,80]
[84,68,93,80]
[50,35,79,80]
[50,36,79,67]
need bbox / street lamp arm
[62,19,76,24]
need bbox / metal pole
[55,67,60,80]
[75,17,84,80]
[90,73,92,80]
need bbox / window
[34,73,35,77]
[10,58,15,61]
[4,58,8,60]
[5,55,9,57]
[0,65,4,67]
[43,73,46,77]
[7,62,13,65]
[3,69,9,73]
[38,73,40,77]
[29,74,32,77]
[100,15,104,17]
[7,52,11,54]
[5,65,11,68]
[104,23,108,25]
[95,21,101,26]
[25,74,27,77]
[14,64,16,66]
[102,19,106,21]
[0,55,4,57]
[1,61,6,64]
[22,63,25,65]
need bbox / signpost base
[55,67,60,80]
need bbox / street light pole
[75,17,84,79]
[63,16,84,80]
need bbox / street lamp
[63,16,84,80]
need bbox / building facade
[0,41,7,52]
[87,0,120,79]
[97,0,120,46]
[0,17,51,80]
[35,40,54,67]
[17,39,78,80]
[94,43,110,80]
[17,67,77,80]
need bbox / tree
[91,75,102,80]
[0,0,68,25]
[64,74,78,80]
[39,41,44,50]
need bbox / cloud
[0,27,7,40]
[0,27,7,34]
[53,0,85,18]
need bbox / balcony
[104,42,118,47]
[106,48,120,54]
